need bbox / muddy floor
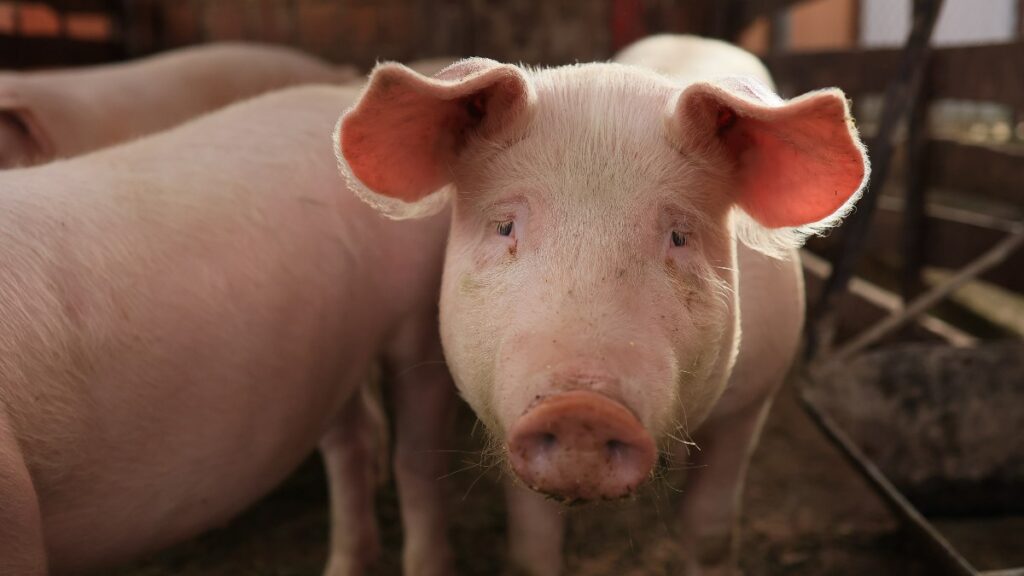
[114,379,963,576]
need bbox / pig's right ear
[335,58,534,219]
[0,97,53,169]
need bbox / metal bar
[799,388,977,576]
[901,0,933,302]
[806,0,945,359]
[833,225,1024,361]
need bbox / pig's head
[0,92,53,169]
[336,59,867,503]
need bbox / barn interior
[2,1,1021,575]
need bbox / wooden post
[286,0,298,46]
[1017,0,1023,143]
[850,0,862,46]
[12,0,21,68]
[769,9,789,56]
[1019,0,1024,38]
[55,3,69,65]
[199,0,210,43]
[122,0,158,57]
[718,0,748,42]
[610,0,646,52]
[806,0,945,359]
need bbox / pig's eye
[497,220,515,237]
[671,230,687,248]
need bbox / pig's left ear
[335,58,534,219]
[671,77,868,229]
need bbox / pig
[0,42,358,169]
[335,35,868,575]
[614,34,775,88]
[0,85,453,576]
[405,57,462,77]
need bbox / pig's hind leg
[320,383,383,576]
[0,405,48,575]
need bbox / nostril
[540,432,557,449]
[507,390,657,502]
[605,439,626,457]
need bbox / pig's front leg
[321,387,382,576]
[388,316,457,576]
[0,410,48,575]
[504,479,565,576]
[677,399,772,576]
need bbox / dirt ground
[114,380,939,576]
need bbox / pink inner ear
[731,95,865,228]
[339,60,530,205]
[679,82,867,230]
[341,74,464,203]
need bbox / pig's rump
[0,85,397,572]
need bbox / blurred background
[3,1,1021,575]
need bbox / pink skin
[0,86,453,576]
[0,42,357,169]
[338,37,867,576]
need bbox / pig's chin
[504,389,658,504]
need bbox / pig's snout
[506,390,656,503]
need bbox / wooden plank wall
[0,0,807,70]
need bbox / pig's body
[0,42,357,168]
[613,34,775,89]
[0,86,453,575]
[403,57,460,77]
[338,34,866,576]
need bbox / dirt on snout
[115,379,926,576]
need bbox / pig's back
[0,85,421,572]
[614,34,775,90]
[18,43,349,158]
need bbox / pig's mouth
[505,390,658,504]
